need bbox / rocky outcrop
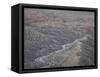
[25,35,94,69]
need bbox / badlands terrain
[24,8,95,69]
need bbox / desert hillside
[24,8,95,69]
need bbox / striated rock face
[24,8,95,69]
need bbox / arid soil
[24,8,95,69]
